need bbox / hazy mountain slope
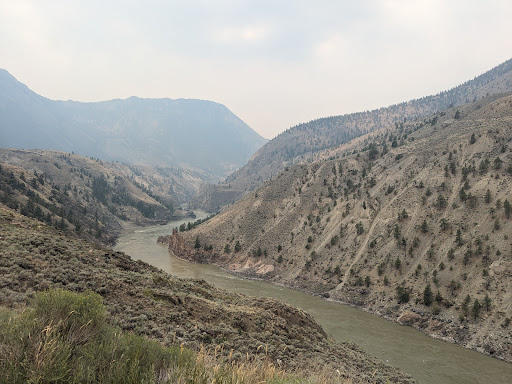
[164,93,512,362]
[0,205,413,383]
[0,69,267,180]
[193,58,512,211]
[0,148,196,245]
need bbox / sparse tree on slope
[423,284,433,306]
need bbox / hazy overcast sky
[1,1,511,139]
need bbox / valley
[191,58,512,212]
[3,0,512,379]
[2,55,512,383]
[161,92,512,364]
[0,148,197,245]
[118,216,512,384]
[0,205,413,383]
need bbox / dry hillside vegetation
[0,149,195,245]
[192,58,512,211]
[0,205,413,383]
[165,93,512,362]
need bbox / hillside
[0,204,413,383]
[192,58,512,211]
[0,69,267,181]
[0,148,196,245]
[163,92,512,362]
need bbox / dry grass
[0,289,354,384]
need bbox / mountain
[0,204,413,383]
[0,148,199,245]
[192,58,512,211]
[0,69,267,181]
[162,92,512,362]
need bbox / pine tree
[472,299,481,321]
[504,199,511,219]
[484,294,492,312]
[423,284,433,306]
[455,229,463,246]
[485,189,492,204]
[462,294,471,317]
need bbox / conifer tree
[423,284,433,306]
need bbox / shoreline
[166,245,511,365]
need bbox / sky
[1,1,511,140]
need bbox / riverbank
[116,218,512,383]
[159,231,512,365]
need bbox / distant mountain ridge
[0,69,267,181]
[192,58,512,211]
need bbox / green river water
[114,212,512,384]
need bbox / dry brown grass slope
[166,92,512,362]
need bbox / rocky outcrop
[398,310,423,326]
[158,229,217,264]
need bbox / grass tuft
[0,289,349,384]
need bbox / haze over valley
[1,2,512,383]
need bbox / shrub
[396,285,410,304]
[0,289,300,383]
[0,289,199,383]
[33,289,106,340]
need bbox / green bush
[0,289,206,384]
[0,289,308,384]
[34,289,106,337]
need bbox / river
[115,212,512,384]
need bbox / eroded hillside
[165,93,512,362]
[192,58,512,211]
[0,205,413,383]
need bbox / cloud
[314,33,350,58]
[212,25,271,45]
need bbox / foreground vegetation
[0,289,315,384]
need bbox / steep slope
[164,93,512,362]
[0,205,413,383]
[193,58,512,211]
[0,149,195,245]
[0,69,267,180]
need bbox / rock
[398,310,422,325]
